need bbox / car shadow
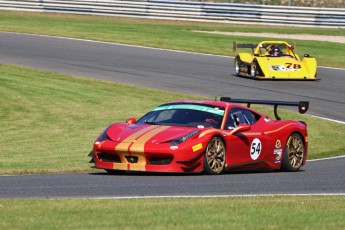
[88,168,305,176]
[232,73,320,81]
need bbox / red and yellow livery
[89,98,309,174]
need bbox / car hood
[105,123,202,144]
[257,57,313,79]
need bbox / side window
[241,109,259,125]
[225,108,259,130]
[225,108,241,130]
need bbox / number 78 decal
[285,63,301,69]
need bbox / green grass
[0,11,344,174]
[0,11,344,229]
[1,196,345,229]
[0,64,344,175]
[0,64,202,174]
[1,10,345,68]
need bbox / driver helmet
[272,47,281,56]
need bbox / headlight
[170,130,200,148]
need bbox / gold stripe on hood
[130,126,171,153]
[115,125,158,153]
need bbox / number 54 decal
[285,63,301,69]
[250,138,262,160]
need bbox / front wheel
[281,133,305,172]
[234,57,241,76]
[251,61,258,78]
[203,137,226,175]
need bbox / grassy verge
[1,10,345,68]
[1,196,345,229]
[1,10,343,229]
[0,64,201,174]
[0,64,344,175]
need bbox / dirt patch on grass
[194,31,345,44]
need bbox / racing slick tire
[251,61,258,78]
[234,57,241,76]
[203,137,226,175]
[281,133,305,172]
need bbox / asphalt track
[0,157,344,198]
[1,32,344,198]
[0,32,344,122]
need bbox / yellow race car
[233,41,317,80]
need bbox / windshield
[136,103,225,128]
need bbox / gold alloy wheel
[205,137,225,174]
[287,135,304,170]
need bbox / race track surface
[0,157,344,198]
[1,32,344,122]
[1,32,344,198]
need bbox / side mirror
[304,54,310,57]
[231,124,251,134]
[126,117,136,124]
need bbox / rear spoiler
[233,41,257,52]
[218,97,309,120]
[233,41,296,52]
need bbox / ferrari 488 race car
[89,98,309,175]
[233,41,317,80]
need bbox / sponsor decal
[152,104,225,116]
[192,143,203,152]
[250,138,262,160]
[274,149,282,163]
[274,139,282,163]
[269,63,301,72]
[170,145,178,150]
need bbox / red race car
[89,98,309,175]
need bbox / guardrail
[1,0,344,28]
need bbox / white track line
[87,193,345,200]
[307,155,345,162]
[310,115,345,124]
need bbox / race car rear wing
[233,41,257,52]
[218,97,309,120]
[233,41,296,53]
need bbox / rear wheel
[204,137,226,175]
[281,133,305,172]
